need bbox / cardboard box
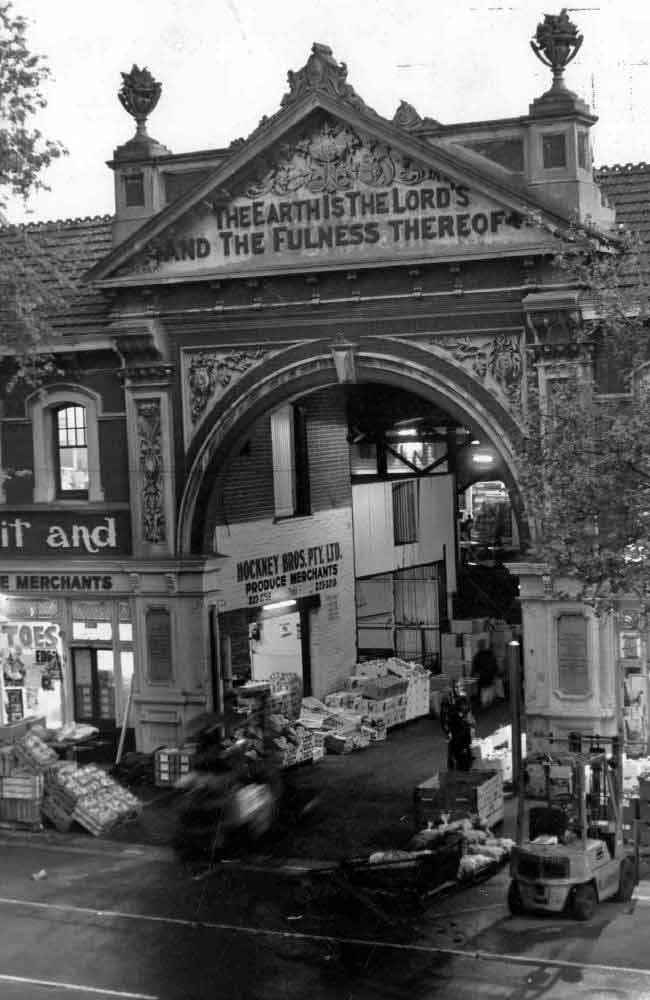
[441,633,463,659]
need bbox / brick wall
[217,387,351,525]
[218,413,275,524]
[303,387,351,511]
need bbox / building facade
[0,21,647,753]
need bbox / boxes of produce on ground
[414,770,503,829]
[360,675,409,700]
[41,790,75,832]
[14,731,59,772]
[1,770,44,800]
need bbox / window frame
[53,403,90,500]
[270,403,311,520]
[392,479,419,545]
[29,386,104,503]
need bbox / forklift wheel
[616,859,636,903]
[507,880,525,916]
[572,882,597,921]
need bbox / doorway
[71,647,116,732]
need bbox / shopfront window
[0,621,64,728]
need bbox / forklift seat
[529,805,568,841]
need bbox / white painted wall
[212,508,357,698]
[352,475,456,590]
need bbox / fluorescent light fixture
[471,439,481,445]
[396,428,417,436]
[263,599,297,610]
[473,453,494,465]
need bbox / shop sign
[235,541,343,607]
[0,511,131,556]
[131,123,544,280]
[0,573,115,593]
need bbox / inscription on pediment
[121,120,554,280]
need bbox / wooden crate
[0,797,42,825]
[414,770,503,828]
[41,791,75,833]
[0,746,16,776]
[1,772,44,800]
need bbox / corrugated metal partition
[356,563,442,668]
[394,564,440,669]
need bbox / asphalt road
[1,835,650,1000]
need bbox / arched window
[54,404,89,497]
[29,386,104,503]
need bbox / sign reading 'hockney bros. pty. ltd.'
[136,122,543,276]
[236,541,343,607]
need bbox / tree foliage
[0,2,68,372]
[519,229,650,605]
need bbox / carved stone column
[522,290,595,409]
[113,320,176,557]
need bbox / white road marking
[0,972,157,998]
[1,894,650,981]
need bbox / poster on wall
[0,621,64,728]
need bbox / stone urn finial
[530,9,583,92]
[118,64,162,137]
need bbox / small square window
[542,133,567,169]
[124,172,145,207]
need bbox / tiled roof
[0,214,113,336]
[595,163,650,281]
[596,162,650,240]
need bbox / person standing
[441,686,475,771]
[471,639,498,710]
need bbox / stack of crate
[414,769,504,829]
[154,745,197,787]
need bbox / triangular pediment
[87,81,579,286]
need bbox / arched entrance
[178,336,526,556]
[177,335,527,702]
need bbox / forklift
[508,733,639,920]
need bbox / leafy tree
[0,1,68,378]
[518,230,650,608]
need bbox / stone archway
[178,336,527,555]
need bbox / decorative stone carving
[118,65,162,136]
[187,349,268,425]
[129,573,142,594]
[243,120,450,199]
[392,100,441,131]
[165,573,178,595]
[530,10,583,89]
[525,308,582,344]
[436,333,524,411]
[281,43,374,115]
[136,399,166,544]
